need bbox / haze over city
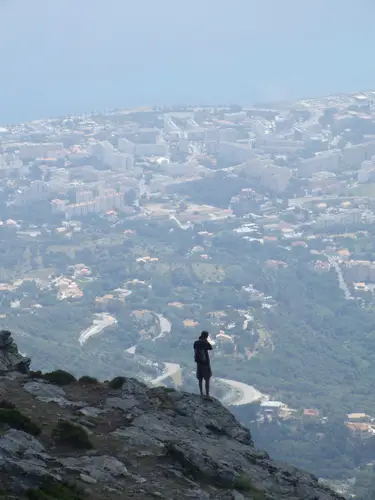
[2,2,375,499]
[1,0,375,123]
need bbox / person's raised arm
[205,341,213,350]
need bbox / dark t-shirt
[194,339,212,365]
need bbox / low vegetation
[78,375,98,385]
[42,370,76,386]
[0,408,41,436]
[0,399,16,409]
[27,479,84,500]
[52,420,93,449]
[233,473,266,499]
[108,376,126,390]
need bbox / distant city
[3,91,375,497]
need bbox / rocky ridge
[0,331,345,500]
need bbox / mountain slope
[0,330,344,500]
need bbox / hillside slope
[0,331,345,500]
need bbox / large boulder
[0,330,30,375]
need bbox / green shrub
[108,376,126,390]
[164,441,200,478]
[42,370,76,386]
[29,370,43,379]
[27,479,84,500]
[233,473,266,498]
[78,375,98,385]
[161,387,176,393]
[0,408,41,436]
[0,399,15,409]
[52,420,93,449]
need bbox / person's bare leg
[198,378,203,396]
[205,378,210,397]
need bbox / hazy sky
[0,0,374,122]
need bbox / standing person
[194,331,213,397]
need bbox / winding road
[125,311,263,406]
[79,313,117,345]
[326,256,353,300]
[216,377,264,406]
[149,361,263,406]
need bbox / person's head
[200,330,209,340]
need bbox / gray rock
[0,429,46,455]
[120,377,148,396]
[60,455,129,481]
[78,406,106,418]
[24,381,66,399]
[112,427,164,448]
[0,330,30,374]
[0,430,60,488]
[231,491,244,500]
[23,381,85,408]
[106,396,139,412]
[133,475,147,484]
[80,473,97,484]
[0,334,348,500]
[0,330,12,348]
[186,489,211,499]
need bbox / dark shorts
[196,363,212,380]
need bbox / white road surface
[326,256,353,300]
[152,314,172,342]
[149,361,263,406]
[169,215,192,230]
[79,313,117,345]
[216,377,264,406]
[124,310,262,406]
[151,362,181,386]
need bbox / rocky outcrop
[0,330,30,374]
[0,338,345,500]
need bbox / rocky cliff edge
[0,331,344,500]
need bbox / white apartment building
[219,128,237,143]
[297,149,342,178]
[315,209,362,229]
[186,128,205,141]
[217,141,255,163]
[344,261,375,283]
[135,142,169,157]
[89,141,114,163]
[177,137,189,154]
[204,128,219,144]
[51,199,67,214]
[342,141,375,168]
[15,180,50,206]
[358,160,375,183]
[204,127,237,154]
[255,137,304,154]
[204,128,219,154]
[118,138,136,155]
[18,143,64,160]
[136,128,161,143]
[76,190,94,204]
[0,154,24,177]
[260,165,292,193]
[109,152,135,171]
[241,158,291,193]
[52,190,123,219]
[48,168,70,190]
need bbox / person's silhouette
[193,330,213,397]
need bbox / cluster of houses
[254,402,375,438]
